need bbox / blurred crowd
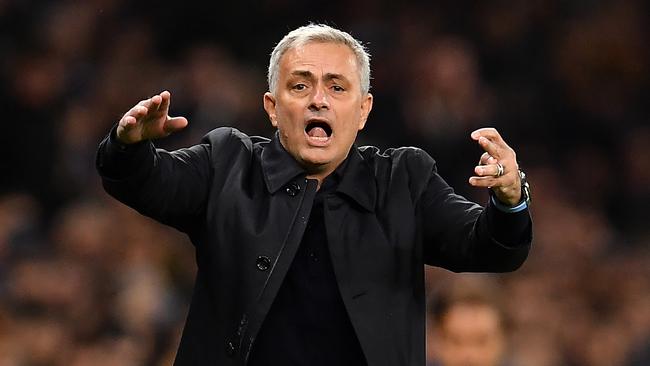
[1,0,648,365]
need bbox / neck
[304,150,353,190]
[306,167,334,190]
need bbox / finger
[469,168,518,186]
[158,90,171,114]
[479,152,490,165]
[121,101,153,130]
[472,127,513,155]
[146,94,163,112]
[119,116,136,131]
[134,95,162,116]
[477,135,503,159]
[469,175,500,188]
[471,127,503,143]
[478,153,500,167]
[163,116,188,133]
[469,174,515,188]
[479,152,497,166]
[122,114,138,124]
[474,163,502,177]
[123,105,148,122]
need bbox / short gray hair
[268,24,371,95]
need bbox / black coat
[96,127,532,366]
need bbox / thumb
[163,116,189,133]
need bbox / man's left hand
[468,128,522,206]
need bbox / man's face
[263,42,373,179]
[437,304,506,366]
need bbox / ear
[263,92,278,127]
[357,93,373,131]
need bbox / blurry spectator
[551,0,647,125]
[400,35,496,198]
[403,36,493,140]
[427,278,508,366]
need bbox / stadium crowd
[1,0,648,365]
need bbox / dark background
[0,0,648,365]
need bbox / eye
[332,85,345,92]
[292,83,307,91]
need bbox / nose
[308,85,330,111]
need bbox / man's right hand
[117,90,188,144]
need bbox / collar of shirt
[260,132,376,212]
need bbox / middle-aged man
[96,24,532,366]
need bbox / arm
[96,91,211,233]
[420,128,532,272]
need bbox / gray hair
[268,24,371,95]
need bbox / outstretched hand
[468,128,522,206]
[116,91,188,144]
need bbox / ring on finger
[494,163,505,177]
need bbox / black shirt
[248,171,367,366]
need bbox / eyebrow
[290,70,349,83]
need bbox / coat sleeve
[413,150,532,272]
[95,126,231,233]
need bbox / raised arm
[420,128,531,272]
[96,91,212,233]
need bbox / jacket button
[225,340,236,357]
[256,256,271,271]
[286,182,300,196]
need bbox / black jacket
[96,127,532,366]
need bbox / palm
[116,91,188,144]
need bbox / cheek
[335,106,362,131]
[277,104,304,130]
[350,105,365,129]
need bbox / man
[96,24,532,366]
[427,282,509,366]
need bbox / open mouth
[305,120,333,139]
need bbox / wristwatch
[489,168,531,213]
[518,169,531,207]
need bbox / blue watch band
[490,194,529,213]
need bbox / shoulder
[202,127,269,145]
[356,145,437,174]
[201,127,270,154]
[355,144,439,202]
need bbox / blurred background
[1,0,648,365]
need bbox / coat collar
[260,132,377,212]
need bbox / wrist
[490,193,528,213]
[490,169,531,213]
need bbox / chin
[301,157,332,170]
[299,150,336,169]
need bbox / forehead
[443,304,501,332]
[279,42,359,78]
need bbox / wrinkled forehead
[279,41,360,77]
